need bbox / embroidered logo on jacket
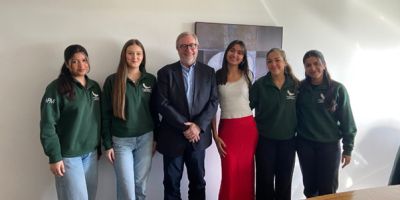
[318,93,325,103]
[142,83,152,93]
[92,91,100,101]
[286,90,296,100]
[45,98,56,104]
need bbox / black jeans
[163,147,206,200]
[296,137,340,198]
[256,136,296,200]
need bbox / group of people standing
[40,31,357,200]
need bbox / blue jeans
[55,151,98,200]
[113,132,153,200]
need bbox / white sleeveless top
[218,75,253,119]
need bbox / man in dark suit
[156,32,218,200]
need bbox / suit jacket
[155,61,218,156]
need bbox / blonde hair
[112,39,146,120]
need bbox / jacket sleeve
[150,77,160,141]
[193,69,219,132]
[40,84,62,163]
[249,81,258,110]
[156,67,188,131]
[101,77,113,150]
[337,85,357,156]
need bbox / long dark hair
[216,40,251,86]
[113,39,146,120]
[57,44,89,100]
[266,48,299,88]
[302,50,337,112]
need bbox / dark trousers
[163,147,206,200]
[296,137,340,198]
[389,147,400,185]
[256,136,296,200]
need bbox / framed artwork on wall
[195,22,283,80]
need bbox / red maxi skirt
[218,115,258,200]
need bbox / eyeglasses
[179,43,198,50]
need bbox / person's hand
[105,148,115,164]
[50,161,65,177]
[184,122,201,143]
[214,136,227,158]
[183,130,200,143]
[341,154,351,168]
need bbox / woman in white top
[212,40,258,200]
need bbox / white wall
[1,0,400,199]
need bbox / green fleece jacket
[296,79,357,156]
[40,78,101,163]
[250,73,297,140]
[101,72,158,150]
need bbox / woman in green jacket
[250,48,299,200]
[40,44,101,200]
[296,50,357,198]
[102,39,158,200]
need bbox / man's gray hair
[176,32,199,49]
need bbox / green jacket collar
[72,76,96,89]
[263,72,294,90]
